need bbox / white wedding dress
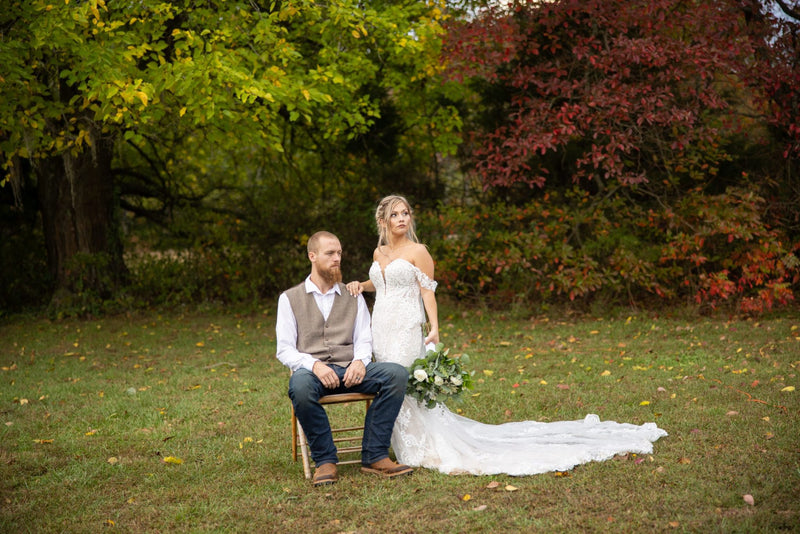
[370,259,668,476]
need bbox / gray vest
[284,282,357,366]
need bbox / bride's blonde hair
[375,195,419,248]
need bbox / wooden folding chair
[291,392,375,479]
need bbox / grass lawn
[1,304,798,533]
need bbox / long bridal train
[370,259,667,476]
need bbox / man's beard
[319,266,342,285]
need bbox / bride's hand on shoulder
[346,281,363,297]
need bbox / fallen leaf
[504,485,518,492]
[677,457,691,464]
[781,386,795,392]
[600,370,611,376]
[33,439,54,444]
[462,494,471,501]
[557,384,569,390]
[554,471,570,477]
[668,521,680,528]
[486,481,501,489]
[657,387,667,392]
[473,505,488,512]
[640,400,650,406]
[107,457,118,465]
[163,456,183,465]
[482,370,494,377]
[743,494,755,506]
[726,411,739,416]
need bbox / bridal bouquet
[406,343,473,408]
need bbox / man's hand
[313,361,340,389]
[343,360,366,388]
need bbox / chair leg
[297,421,312,479]
[291,409,298,462]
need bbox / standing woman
[348,195,440,363]
[348,195,667,476]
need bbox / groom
[276,231,412,486]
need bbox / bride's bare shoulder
[410,243,432,260]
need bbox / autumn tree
[434,0,798,311]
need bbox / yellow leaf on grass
[33,439,54,444]
[482,370,494,376]
[781,386,795,392]
[107,457,118,465]
[461,494,471,501]
[163,456,183,464]
[505,485,518,492]
[601,370,611,376]
[640,400,650,406]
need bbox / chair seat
[292,392,375,479]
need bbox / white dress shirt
[276,276,373,372]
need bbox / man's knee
[372,362,408,391]
[289,369,318,405]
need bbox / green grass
[1,305,798,533]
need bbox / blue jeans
[289,362,407,467]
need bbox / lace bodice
[370,259,436,367]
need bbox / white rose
[413,369,428,382]
[450,376,463,386]
[434,376,444,386]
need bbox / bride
[346,195,667,476]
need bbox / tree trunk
[36,130,127,302]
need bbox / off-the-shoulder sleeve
[414,267,438,292]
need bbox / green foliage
[0,0,463,309]
[419,188,798,312]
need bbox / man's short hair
[307,231,339,254]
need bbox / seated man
[276,231,412,486]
